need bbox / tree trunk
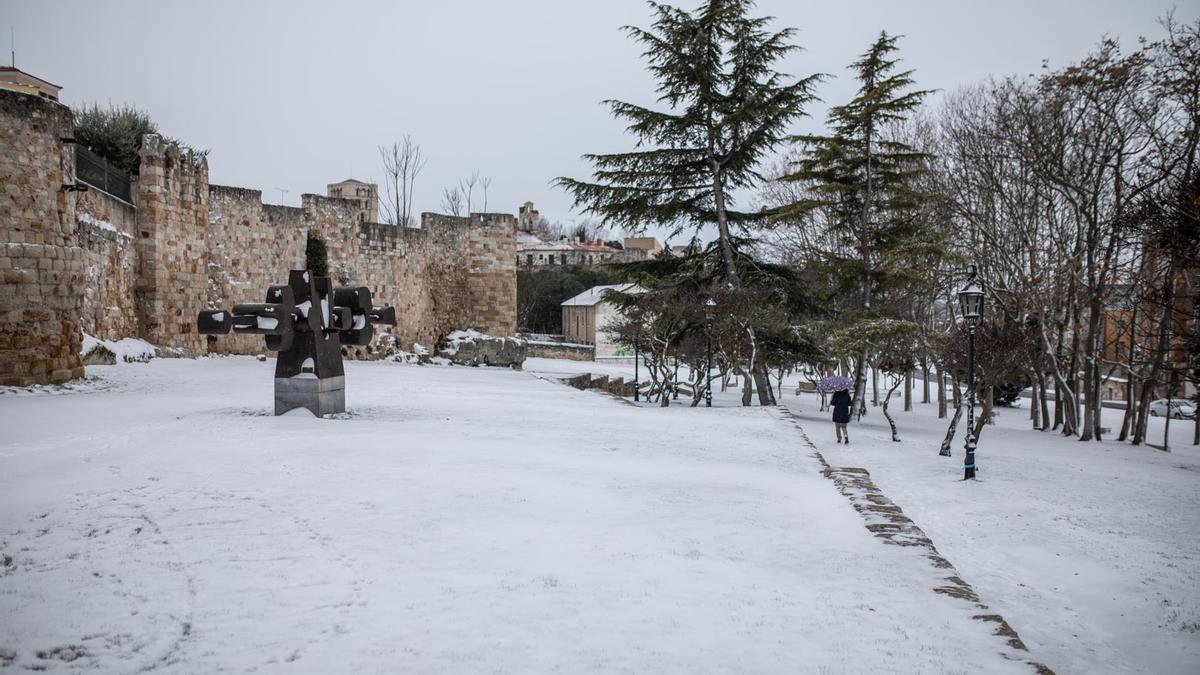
[936,364,947,419]
[904,370,913,411]
[852,357,868,419]
[1119,373,1135,441]
[922,363,931,404]
[1053,379,1063,430]
[1133,269,1177,445]
[1163,391,1173,451]
[972,384,995,441]
[939,387,963,456]
[1038,372,1050,432]
[753,361,773,406]
[939,375,963,456]
[883,375,903,442]
[1030,371,1041,430]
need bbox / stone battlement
[0,88,517,384]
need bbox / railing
[75,145,132,202]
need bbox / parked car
[1148,399,1196,419]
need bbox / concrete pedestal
[275,375,345,416]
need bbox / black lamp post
[633,329,640,402]
[957,265,985,480]
[705,298,716,407]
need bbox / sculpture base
[274,376,345,417]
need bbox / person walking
[831,387,852,444]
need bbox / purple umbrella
[818,375,854,393]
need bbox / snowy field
[0,357,1040,673]
[785,392,1200,675]
[527,358,1200,674]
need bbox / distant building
[561,283,643,358]
[518,201,540,231]
[514,201,656,268]
[623,237,664,257]
[326,179,378,223]
[1101,280,1197,401]
[0,67,60,101]
[517,231,574,267]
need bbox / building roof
[0,67,61,101]
[517,232,624,254]
[331,178,370,186]
[573,240,620,252]
[517,231,573,252]
[623,237,662,252]
[561,283,643,307]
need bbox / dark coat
[831,390,852,424]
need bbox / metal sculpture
[197,269,397,416]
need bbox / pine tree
[557,0,821,284]
[556,0,822,404]
[777,31,933,415]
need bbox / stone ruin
[197,269,396,416]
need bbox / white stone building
[561,283,643,358]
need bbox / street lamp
[633,326,640,402]
[957,265,985,480]
[705,297,716,408]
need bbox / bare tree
[481,175,492,213]
[379,135,427,227]
[440,186,464,217]
[459,172,479,215]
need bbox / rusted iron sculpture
[198,270,396,416]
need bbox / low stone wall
[526,341,594,361]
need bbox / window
[548,255,555,264]
[527,254,533,265]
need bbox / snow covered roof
[517,232,623,254]
[561,283,642,307]
[516,232,574,252]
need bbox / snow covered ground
[783,392,1200,675]
[0,357,1044,672]
[528,358,1200,673]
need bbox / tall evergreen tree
[557,0,820,283]
[776,31,933,415]
[556,0,822,403]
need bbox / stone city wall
[205,186,307,354]
[76,188,138,341]
[0,89,85,385]
[0,85,517,382]
[134,136,209,355]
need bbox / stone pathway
[774,405,1055,674]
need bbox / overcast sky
[4,0,1195,242]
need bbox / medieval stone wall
[0,89,85,385]
[134,137,209,355]
[465,213,517,337]
[0,86,518,381]
[205,186,307,354]
[76,188,138,340]
[205,194,517,354]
